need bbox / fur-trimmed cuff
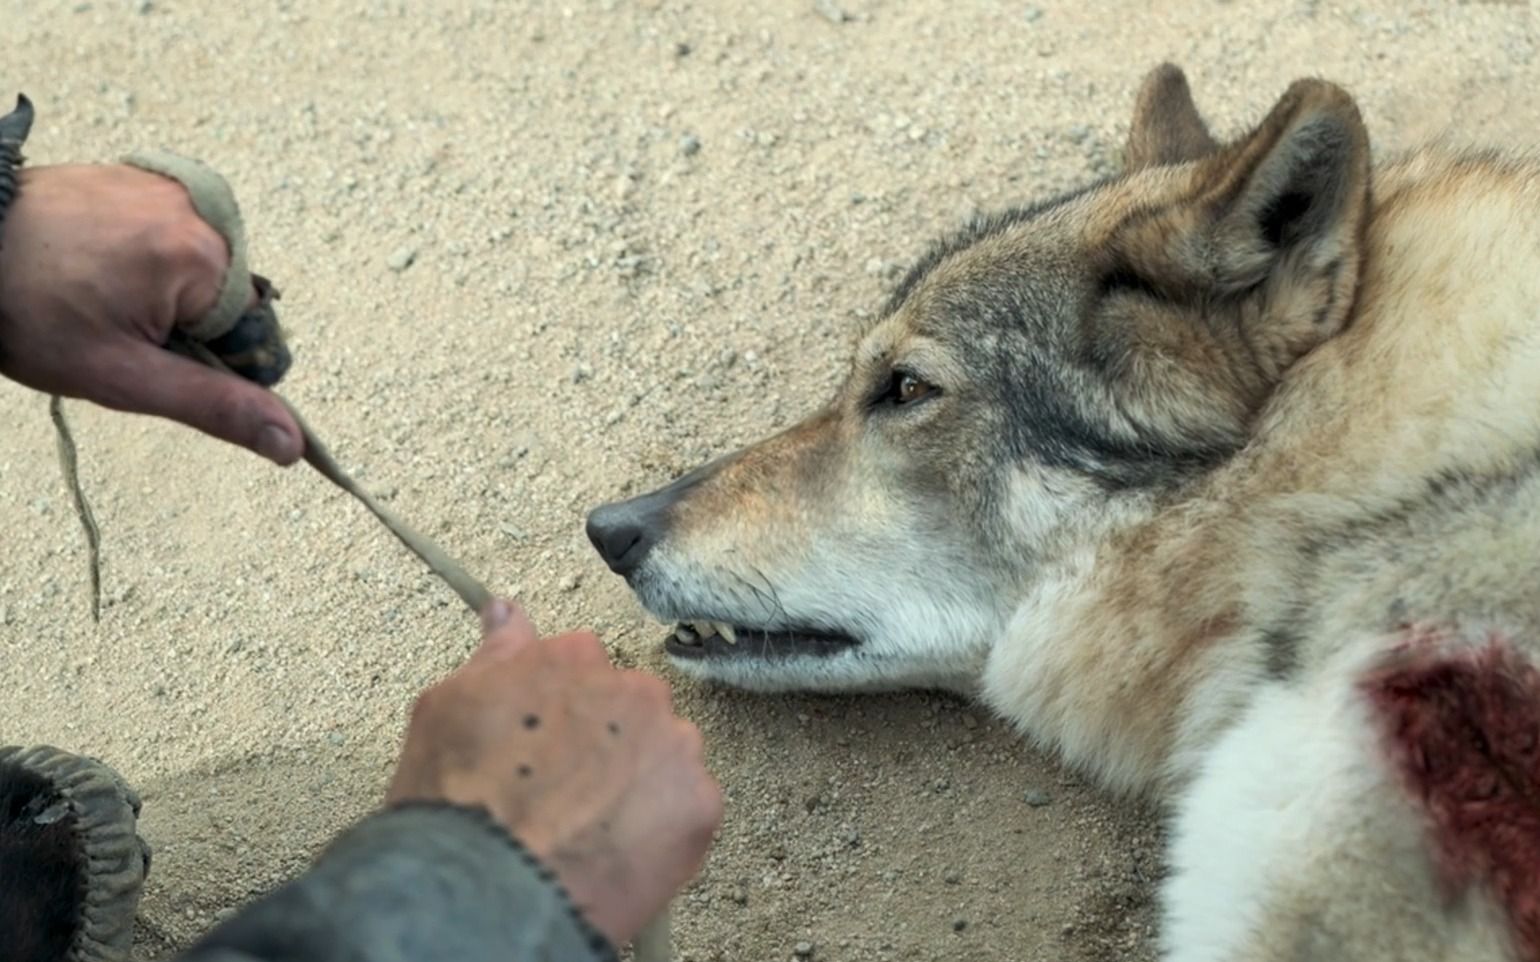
[0,94,35,234]
[0,744,151,962]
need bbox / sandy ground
[2,1,1538,959]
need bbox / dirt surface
[2,1,1537,959]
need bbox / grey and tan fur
[587,64,1540,960]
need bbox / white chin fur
[664,647,982,696]
[634,543,1002,695]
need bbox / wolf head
[586,65,1372,694]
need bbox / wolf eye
[890,370,938,406]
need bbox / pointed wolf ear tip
[1281,77,1357,110]
[1146,63,1189,87]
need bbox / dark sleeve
[176,802,618,962]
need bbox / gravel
[1,2,1534,960]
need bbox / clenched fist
[386,599,723,948]
[0,163,303,464]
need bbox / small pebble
[1024,789,1052,807]
[679,133,702,156]
[387,246,417,272]
[813,0,849,24]
[794,942,815,959]
[952,918,968,933]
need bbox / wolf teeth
[679,621,738,643]
[672,624,701,646]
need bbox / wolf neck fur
[982,148,1540,801]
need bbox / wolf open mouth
[664,620,859,660]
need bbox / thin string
[50,394,100,621]
[51,333,673,962]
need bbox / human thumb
[97,340,304,465]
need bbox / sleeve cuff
[185,800,620,962]
[372,800,620,962]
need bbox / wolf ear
[1117,78,1371,382]
[1124,63,1219,169]
[1199,79,1370,308]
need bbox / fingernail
[256,424,299,465]
[482,599,512,633]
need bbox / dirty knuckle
[673,718,706,754]
[551,630,605,660]
[409,686,445,723]
[624,671,671,704]
[690,784,725,838]
[692,768,724,811]
[157,216,226,279]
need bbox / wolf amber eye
[895,372,937,405]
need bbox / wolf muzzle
[586,458,726,576]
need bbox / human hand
[0,163,303,465]
[385,599,723,948]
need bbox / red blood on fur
[1360,627,1540,961]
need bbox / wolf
[586,64,1540,960]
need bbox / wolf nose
[586,501,660,576]
[586,457,728,577]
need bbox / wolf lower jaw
[663,643,988,696]
[628,567,1001,695]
